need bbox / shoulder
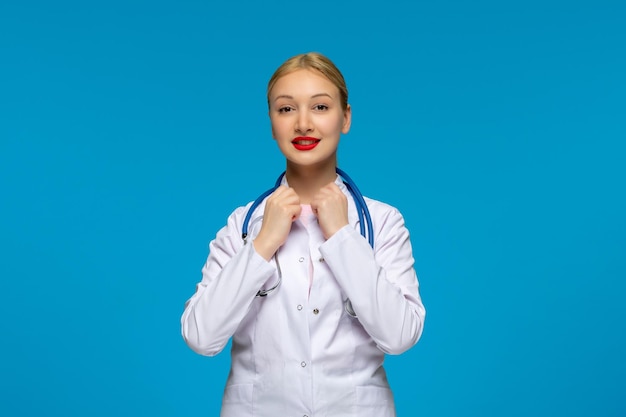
[363,196,403,219]
[225,198,269,231]
[231,202,254,218]
[214,201,257,236]
[362,195,410,237]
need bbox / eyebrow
[273,93,333,102]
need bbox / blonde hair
[267,52,349,110]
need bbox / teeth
[295,139,318,145]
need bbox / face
[268,69,351,170]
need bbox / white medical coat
[181,175,425,417]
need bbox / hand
[311,182,349,240]
[253,186,301,261]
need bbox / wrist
[252,236,278,261]
[323,221,349,240]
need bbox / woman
[181,52,426,416]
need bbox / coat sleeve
[319,205,425,355]
[180,207,276,356]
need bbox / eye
[313,104,329,111]
[278,106,294,113]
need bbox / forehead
[270,69,339,99]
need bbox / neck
[285,161,337,204]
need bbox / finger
[268,189,300,211]
[312,187,345,208]
[269,185,288,199]
[289,204,302,221]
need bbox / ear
[341,104,352,134]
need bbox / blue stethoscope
[241,168,373,317]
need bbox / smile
[292,136,320,151]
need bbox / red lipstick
[292,136,320,151]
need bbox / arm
[180,208,276,356]
[320,207,425,355]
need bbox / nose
[295,110,313,134]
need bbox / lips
[292,136,321,151]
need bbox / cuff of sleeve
[249,241,277,272]
[320,224,371,257]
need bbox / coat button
[301,361,307,367]
[313,308,319,315]
[297,304,303,311]
[298,257,305,262]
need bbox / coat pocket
[355,386,396,417]
[221,383,253,416]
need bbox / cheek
[270,118,289,136]
[270,119,277,137]
[270,121,282,139]
[312,116,337,134]
[329,116,346,134]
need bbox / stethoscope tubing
[240,168,373,316]
[241,172,285,243]
[336,167,374,248]
[242,168,372,246]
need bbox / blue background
[1,0,624,416]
